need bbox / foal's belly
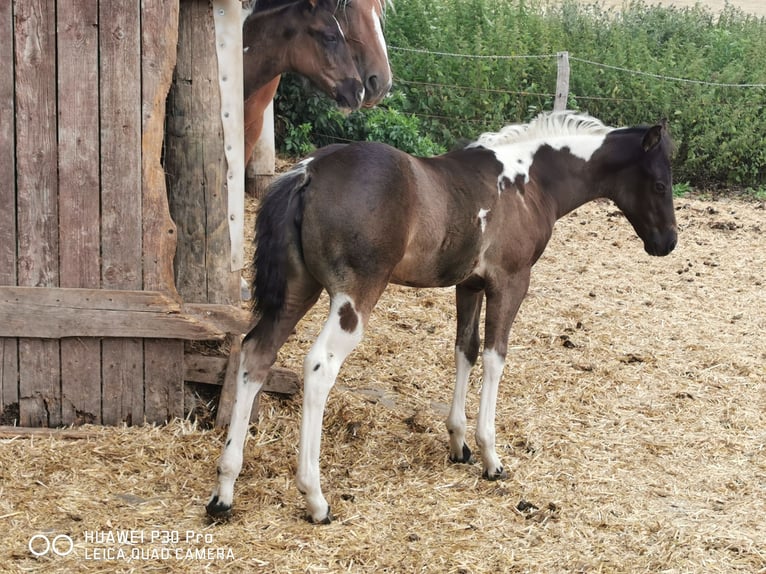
[390,242,480,288]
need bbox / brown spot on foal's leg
[338,301,358,333]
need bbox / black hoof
[306,505,333,525]
[482,466,508,481]
[449,443,475,465]
[205,496,232,521]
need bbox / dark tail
[252,165,310,321]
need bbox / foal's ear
[642,123,664,152]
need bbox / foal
[208,111,678,524]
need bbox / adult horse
[207,111,678,524]
[243,0,392,164]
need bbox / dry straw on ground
[1,196,764,573]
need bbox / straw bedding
[1,195,764,573]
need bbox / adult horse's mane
[470,111,615,150]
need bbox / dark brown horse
[243,0,392,164]
[207,112,678,523]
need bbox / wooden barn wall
[0,0,183,427]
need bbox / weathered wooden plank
[167,0,238,305]
[183,303,251,335]
[142,0,183,424]
[0,425,103,438]
[102,339,143,425]
[210,0,245,274]
[99,0,144,426]
[144,339,185,423]
[141,0,180,297]
[0,0,18,410]
[57,0,101,425]
[0,287,226,340]
[14,0,61,426]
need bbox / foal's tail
[252,163,311,321]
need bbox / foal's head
[335,0,392,106]
[594,121,678,256]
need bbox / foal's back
[299,142,539,289]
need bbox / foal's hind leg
[447,284,484,464]
[206,288,320,520]
[295,291,378,523]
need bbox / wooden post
[0,0,18,415]
[246,101,276,198]
[554,51,570,112]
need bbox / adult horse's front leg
[476,270,530,481]
[296,294,365,523]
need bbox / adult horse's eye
[324,32,339,44]
[654,181,667,195]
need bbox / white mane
[468,111,617,195]
[470,111,614,150]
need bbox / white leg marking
[447,348,472,460]
[296,294,363,522]
[210,353,263,512]
[475,349,506,477]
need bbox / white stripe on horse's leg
[475,348,508,480]
[207,352,263,517]
[446,348,473,463]
[296,294,363,523]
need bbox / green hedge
[274,0,766,189]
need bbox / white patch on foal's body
[469,111,614,195]
[477,208,490,233]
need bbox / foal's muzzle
[643,228,678,256]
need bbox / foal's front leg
[475,272,530,480]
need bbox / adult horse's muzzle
[643,227,678,256]
[334,78,365,111]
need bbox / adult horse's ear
[642,124,663,152]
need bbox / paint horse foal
[208,112,678,523]
[243,0,392,164]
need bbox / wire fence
[388,44,766,115]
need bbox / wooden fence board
[58,0,101,425]
[0,0,18,410]
[99,1,144,425]
[168,0,238,306]
[0,287,226,340]
[14,0,61,426]
[142,0,184,423]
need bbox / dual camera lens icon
[28,534,75,557]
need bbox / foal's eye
[654,181,667,194]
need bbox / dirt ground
[1,191,764,573]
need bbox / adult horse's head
[336,0,393,106]
[594,120,678,256]
[243,0,364,110]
